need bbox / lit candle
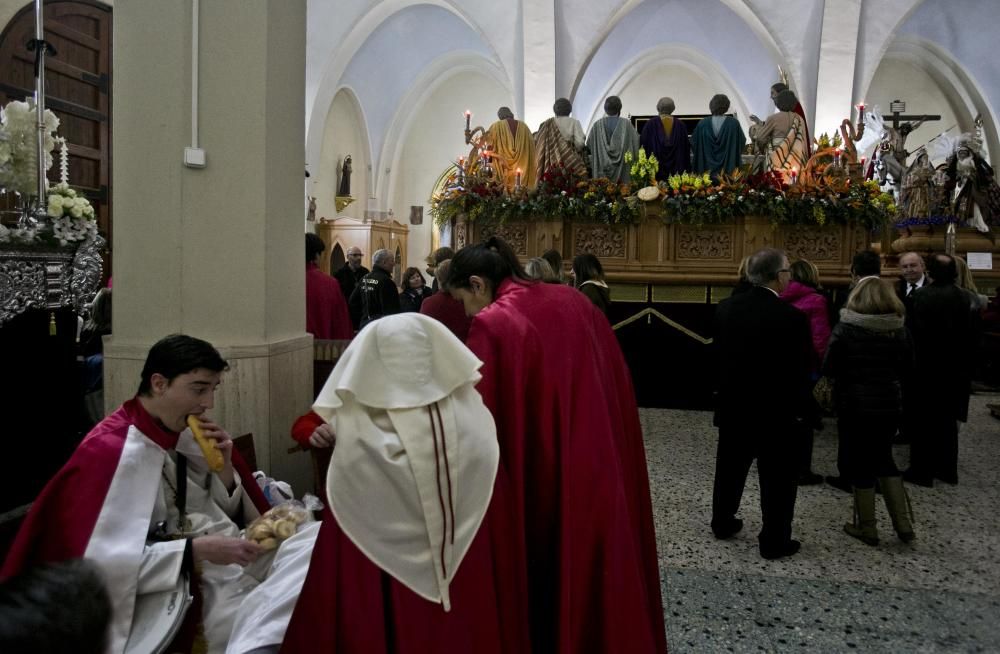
[465,110,471,131]
[860,156,867,174]
[834,148,842,168]
[515,168,522,190]
[790,168,798,185]
[856,102,865,121]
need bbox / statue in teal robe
[692,94,746,178]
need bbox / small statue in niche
[338,155,352,197]
[307,196,317,222]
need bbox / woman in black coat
[823,277,914,546]
[399,267,433,312]
[572,253,610,316]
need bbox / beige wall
[313,88,369,222]
[106,0,313,493]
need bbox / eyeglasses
[777,268,791,273]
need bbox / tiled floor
[642,392,1000,653]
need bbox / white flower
[69,205,83,219]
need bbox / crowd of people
[713,247,986,557]
[2,227,995,652]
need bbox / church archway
[329,242,345,276]
[315,87,370,222]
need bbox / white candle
[465,110,471,131]
[59,137,69,185]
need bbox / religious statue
[639,97,690,180]
[770,83,811,157]
[749,89,808,183]
[586,96,640,183]
[900,152,933,219]
[485,107,537,191]
[944,130,1000,233]
[691,94,746,178]
[338,155,352,197]
[307,195,317,222]
[534,97,588,178]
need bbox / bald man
[334,246,369,329]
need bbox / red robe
[279,473,530,653]
[419,291,473,342]
[306,262,353,340]
[465,279,666,653]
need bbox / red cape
[279,471,530,653]
[2,398,269,579]
[419,291,473,342]
[466,279,666,653]
[307,262,353,340]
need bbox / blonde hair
[954,256,979,293]
[846,277,904,316]
[790,259,820,288]
[524,257,559,283]
[736,255,751,281]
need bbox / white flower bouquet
[44,182,97,245]
[0,100,60,196]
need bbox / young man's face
[151,368,222,432]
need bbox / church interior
[1,0,999,651]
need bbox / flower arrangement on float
[430,154,899,230]
[431,163,641,226]
[660,168,897,229]
[0,100,99,247]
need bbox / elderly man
[485,106,537,191]
[640,97,690,179]
[711,248,812,559]
[895,251,927,318]
[587,95,641,183]
[348,248,400,328]
[691,94,746,178]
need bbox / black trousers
[910,411,959,482]
[711,423,799,549]
[838,413,900,488]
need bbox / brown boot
[879,476,915,543]
[844,487,879,546]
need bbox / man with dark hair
[334,246,369,327]
[711,248,812,559]
[906,253,976,486]
[769,82,811,156]
[692,94,746,177]
[349,248,401,328]
[0,559,111,654]
[1,334,291,653]
[305,233,352,339]
[587,95,640,183]
[640,96,690,179]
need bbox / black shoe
[825,475,852,493]
[797,472,823,486]
[712,518,743,540]
[902,469,933,487]
[760,540,801,560]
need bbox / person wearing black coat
[823,277,915,546]
[711,248,812,560]
[905,254,976,486]
[398,266,434,312]
[335,246,370,329]
[348,249,401,328]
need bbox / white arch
[568,0,791,103]
[306,0,509,172]
[867,35,999,162]
[375,51,513,207]
[852,0,929,106]
[581,44,752,132]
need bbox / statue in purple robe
[640,97,691,180]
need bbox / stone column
[105,0,313,492]
[521,0,556,129]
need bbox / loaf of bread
[187,415,224,471]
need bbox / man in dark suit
[905,253,975,486]
[348,248,401,328]
[335,246,369,329]
[895,251,927,319]
[711,248,812,560]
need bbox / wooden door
[0,1,112,275]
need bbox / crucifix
[880,99,941,169]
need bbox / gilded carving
[573,225,626,258]
[676,228,733,259]
[783,227,841,261]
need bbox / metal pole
[33,0,47,216]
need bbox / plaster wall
[390,71,509,267]
[618,64,733,124]
[314,89,370,223]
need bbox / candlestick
[790,168,798,185]
[833,148,842,168]
[515,168,522,191]
[59,137,69,184]
[465,110,471,131]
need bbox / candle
[465,110,471,131]
[834,148,842,167]
[856,102,865,123]
[59,137,69,185]
[515,168,522,190]
[790,168,798,185]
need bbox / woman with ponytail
[446,237,667,653]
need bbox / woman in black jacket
[572,253,610,316]
[399,267,433,312]
[823,277,914,546]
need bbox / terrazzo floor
[642,392,1000,653]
